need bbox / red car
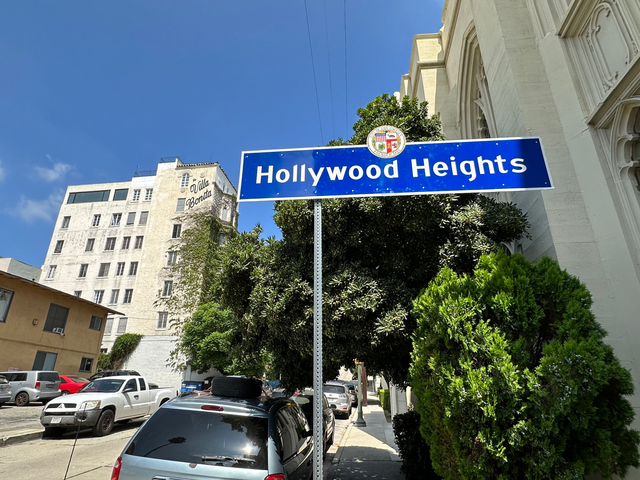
[59,375,90,395]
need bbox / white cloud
[15,191,64,223]
[34,155,72,182]
[0,160,5,182]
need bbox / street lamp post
[355,361,366,427]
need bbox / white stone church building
[390,0,640,464]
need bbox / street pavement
[327,391,403,480]
[0,391,401,479]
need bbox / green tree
[411,252,639,479]
[171,302,268,376]
[203,94,529,391]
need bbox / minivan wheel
[92,410,115,437]
[15,392,29,406]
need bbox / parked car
[291,391,335,459]
[0,370,61,406]
[110,376,314,480]
[59,375,90,395]
[40,376,176,437]
[89,369,141,381]
[323,383,352,418]
[345,382,358,406]
[0,375,11,407]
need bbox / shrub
[378,388,390,413]
[97,353,111,370]
[411,252,639,479]
[108,333,143,369]
[393,410,441,479]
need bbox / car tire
[327,429,334,447]
[92,409,115,437]
[61,390,70,395]
[323,436,327,460]
[43,427,65,438]
[15,392,29,406]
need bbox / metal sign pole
[312,199,323,480]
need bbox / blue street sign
[237,137,552,202]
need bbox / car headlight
[80,400,101,410]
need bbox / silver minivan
[323,383,352,419]
[0,375,11,406]
[0,371,61,406]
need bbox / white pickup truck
[40,376,176,437]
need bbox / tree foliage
[411,252,639,479]
[192,94,529,391]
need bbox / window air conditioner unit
[52,327,65,334]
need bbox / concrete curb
[0,428,43,447]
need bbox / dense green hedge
[393,410,441,479]
[377,388,390,413]
[411,252,639,479]
[98,333,143,370]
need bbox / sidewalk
[328,391,403,479]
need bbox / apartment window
[111,213,122,226]
[167,251,178,266]
[180,173,190,188]
[126,212,136,225]
[92,214,101,227]
[162,281,173,297]
[113,188,128,201]
[132,189,141,202]
[78,264,88,278]
[0,288,14,323]
[172,224,182,239]
[98,263,110,277]
[94,290,104,304]
[144,188,153,201]
[43,303,68,333]
[157,312,168,330]
[74,291,82,297]
[122,236,131,249]
[46,265,56,279]
[105,237,116,251]
[139,211,148,225]
[104,318,113,335]
[123,289,133,304]
[85,238,95,251]
[79,357,94,372]
[33,351,58,370]
[89,315,103,331]
[68,190,110,204]
[117,318,128,334]
[134,236,144,249]
[54,240,64,254]
[176,198,186,212]
[129,262,138,276]
[109,289,119,304]
[116,262,125,276]
[61,216,71,229]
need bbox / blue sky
[0,0,444,268]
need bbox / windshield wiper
[201,455,255,464]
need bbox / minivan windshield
[125,408,269,469]
[82,379,125,393]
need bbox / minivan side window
[8,373,27,382]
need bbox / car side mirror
[123,386,136,393]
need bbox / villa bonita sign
[237,130,553,202]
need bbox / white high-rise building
[41,157,238,388]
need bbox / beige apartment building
[0,270,120,376]
[391,2,640,474]
[41,158,238,388]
